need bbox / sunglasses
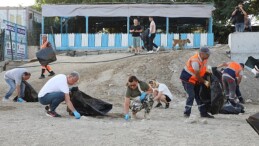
[129,84,137,88]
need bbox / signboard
[3,20,27,60]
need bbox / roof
[42,4,215,18]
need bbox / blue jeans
[235,23,245,32]
[4,79,25,100]
[39,92,65,112]
[182,81,207,115]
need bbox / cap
[199,47,211,55]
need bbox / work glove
[204,80,210,88]
[206,65,212,74]
[124,113,130,120]
[73,111,81,119]
[17,97,25,103]
[148,33,151,37]
[140,92,147,102]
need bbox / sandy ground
[0,45,259,146]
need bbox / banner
[3,20,27,60]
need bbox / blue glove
[148,33,151,37]
[73,111,81,119]
[140,92,147,102]
[17,97,25,103]
[124,113,130,120]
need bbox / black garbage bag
[245,56,259,69]
[140,28,149,50]
[68,88,112,116]
[200,72,225,115]
[13,81,38,102]
[246,112,259,135]
[219,101,245,114]
[36,47,57,66]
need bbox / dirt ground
[0,45,258,146]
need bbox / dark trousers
[182,81,207,115]
[148,33,156,51]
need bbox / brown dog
[172,39,191,50]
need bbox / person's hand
[73,111,81,119]
[124,113,130,120]
[204,80,210,88]
[140,92,147,101]
[17,97,25,103]
[148,34,151,37]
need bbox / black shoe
[39,75,45,79]
[46,111,61,117]
[184,113,190,118]
[165,103,170,109]
[201,113,214,118]
[48,71,55,76]
[239,98,245,104]
[155,102,162,108]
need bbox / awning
[42,4,215,18]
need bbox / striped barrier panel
[44,33,214,50]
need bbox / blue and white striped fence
[44,33,214,50]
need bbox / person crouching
[149,80,173,109]
[124,76,153,120]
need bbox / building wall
[0,7,41,30]
[229,32,259,64]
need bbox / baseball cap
[199,47,211,55]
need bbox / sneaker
[46,111,61,117]
[165,103,170,109]
[17,98,25,103]
[200,113,214,118]
[48,71,55,76]
[39,75,45,79]
[147,50,153,54]
[155,102,162,108]
[184,113,190,118]
[156,47,160,52]
[2,98,9,102]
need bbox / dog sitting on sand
[172,39,191,50]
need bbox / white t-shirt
[157,83,173,100]
[38,74,69,98]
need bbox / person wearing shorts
[130,18,142,55]
[149,80,173,109]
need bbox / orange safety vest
[223,62,242,78]
[180,53,207,84]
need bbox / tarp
[68,88,112,116]
[219,101,245,114]
[42,4,215,18]
[13,81,38,102]
[36,47,57,66]
[246,112,259,135]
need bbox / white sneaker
[147,50,153,54]
[2,98,9,102]
[156,47,160,52]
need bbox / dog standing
[172,38,191,50]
